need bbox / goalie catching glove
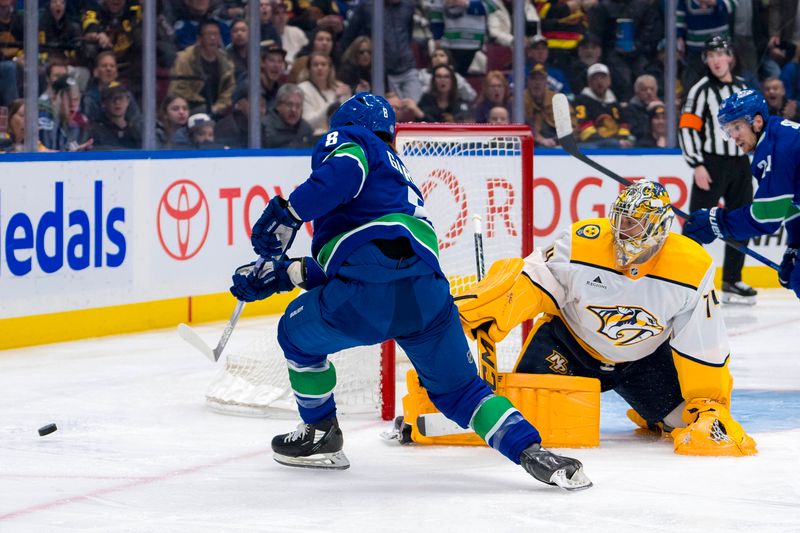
[230,257,327,302]
[671,398,757,457]
[251,196,303,258]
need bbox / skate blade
[273,451,350,470]
[721,293,756,306]
[550,467,593,491]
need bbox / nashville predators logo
[588,305,664,346]
[545,350,569,374]
[576,224,601,239]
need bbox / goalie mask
[609,181,675,268]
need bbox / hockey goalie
[401,180,756,457]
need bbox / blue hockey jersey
[725,116,800,246]
[287,126,442,277]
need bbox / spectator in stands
[80,0,142,84]
[338,36,371,94]
[289,27,336,83]
[473,70,511,123]
[625,74,659,142]
[526,35,571,98]
[39,55,70,108]
[731,0,770,81]
[187,112,220,148]
[635,100,667,147]
[429,0,491,76]
[340,0,422,102]
[263,83,314,148]
[488,0,539,47]
[524,63,560,147]
[677,0,736,89]
[385,90,424,123]
[272,0,307,67]
[170,0,231,51]
[226,18,249,80]
[573,63,633,148]
[419,46,477,104]
[169,19,236,118]
[156,94,192,149]
[39,75,93,152]
[260,42,287,109]
[258,0,281,46]
[488,105,511,124]
[297,52,341,136]
[565,32,601,97]
[779,52,800,101]
[0,0,23,107]
[283,0,344,34]
[534,0,588,70]
[3,98,25,152]
[39,0,82,63]
[215,83,266,148]
[762,77,800,121]
[88,81,142,150]
[417,64,471,123]
[81,51,141,123]
[586,0,663,103]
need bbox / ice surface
[1,290,799,532]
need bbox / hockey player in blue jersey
[684,89,800,299]
[228,92,592,490]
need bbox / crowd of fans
[1,0,800,152]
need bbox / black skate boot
[271,417,350,470]
[721,281,757,305]
[520,443,592,491]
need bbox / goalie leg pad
[671,399,757,456]
[402,370,600,448]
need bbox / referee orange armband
[679,113,704,131]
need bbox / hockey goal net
[205,124,534,420]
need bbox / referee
[679,35,757,305]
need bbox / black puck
[38,423,57,436]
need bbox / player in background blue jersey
[228,92,592,490]
[684,89,800,299]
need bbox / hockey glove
[230,259,295,302]
[671,398,757,457]
[683,207,730,245]
[251,196,303,258]
[778,247,800,298]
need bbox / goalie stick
[177,257,266,362]
[473,215,498,392]
[551,93,780,272]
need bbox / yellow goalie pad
[456,258,544,344]
[402,369,601,448]
[671,398,757,456]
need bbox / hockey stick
[473,215,498,392]
[551,93,780,271]
[177,257,266,363]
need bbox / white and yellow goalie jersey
[524,218,732,404]
[457,218,732,405]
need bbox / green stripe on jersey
[316,213,439,270]
[470,395,517,441]
[750,195,795,222]
[288,362,337,397]
[323,142,369,183]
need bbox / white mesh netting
[206,128,530,417]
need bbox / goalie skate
[272,418,350,470]
[520,444,593,491]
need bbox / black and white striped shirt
[679,75,748,167]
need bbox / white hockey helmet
[609,181,675,267]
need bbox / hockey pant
[515,315,685,426]
[277,241,541,463]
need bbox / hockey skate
[721,281,757,305]
[520,443,593,491]
[272,417,350,470]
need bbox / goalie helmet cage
[205,123,534,421]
